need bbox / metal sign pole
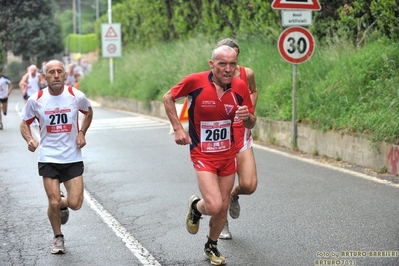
[273,1,321,149]
[292,64,298,149]
[78,0,82,53]
[108,0,114,84]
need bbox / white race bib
[44,107,73,133]
[200,120,231,153]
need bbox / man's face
[45,62,66,90]
[210,50,237,86]
[29,67,37,76]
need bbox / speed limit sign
[278,26,315,64]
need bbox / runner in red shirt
[163,45,256,265]
[215,38,259,240]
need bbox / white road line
[84,190,162,266]
[88,117,170,132]
[18,101,397,265]
[15,102,21,113]
[89,126,170,132]
[253,143,399,188]
[17,104,162,265]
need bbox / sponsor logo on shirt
[201,100,216,107]
[44,107,72,115]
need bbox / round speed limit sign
[278,26,315,64]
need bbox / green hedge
[93,0,399,51]
[65,33,98,53]
[6,61,25,85]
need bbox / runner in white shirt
[20,59,93,255]
[0,66,13,129]
[19,65,42,103]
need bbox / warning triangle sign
[271,0,321,11]
[178,98,189,122]
[105,26,118,38]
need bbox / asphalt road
[1,91,399,266]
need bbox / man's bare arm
[163,91,191,145]
[246,67,258,109]
[20,120,38,152]
[19,73,28,91]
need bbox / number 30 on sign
[278,26,315,64]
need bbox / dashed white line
[88,117,170,132]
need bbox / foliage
[313,0,399,46]
[302,38,399,143]
[5,61,25,84]
[3,0,398,144]
[59,9,75,40]
[171,0,201,39]
[81,34,399,144]
[108,0,171,49]
[0,39,4,66]
[65,34,98,53]
[95,0,282,51]
[0,0,63,65]
[370,0,399,39]
[88,0,398,59]
[82,36,215,101]
[58,0,109,38]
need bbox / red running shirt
[233,66,249,129]
[170,71,254,161]
[239,66,248,85]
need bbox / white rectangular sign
[282,10,312,27]
[101,23,122,58]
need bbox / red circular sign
[107,44,117,54]
[278,26,315,64]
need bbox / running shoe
[0,123,3,130]
[218,220,232,240]
[60,191,69,225]
[204,243,226,265]
[51,236,66,254]
[229,196,240,219]
[186,195,201,234]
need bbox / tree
[0,0,64,67]
[0,39,4,66]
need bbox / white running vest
[21,86,91,163]
[26,73,40,97]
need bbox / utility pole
[78,0,82,54]
[96,0,99,20]
[108,0,114,84]
[72,0,76,34]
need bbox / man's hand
[174,128,192,145]
[27,139,38,152]
[236,105,250,122]
[77,131,86,148]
